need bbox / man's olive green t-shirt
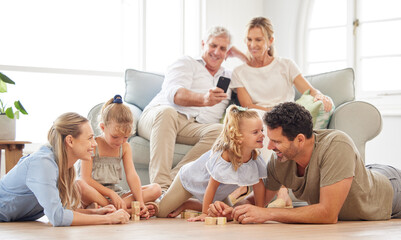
[265,129,393,220]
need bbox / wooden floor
[1,217,401,240]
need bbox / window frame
[298,0,401,114]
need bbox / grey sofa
[87,68,382,189]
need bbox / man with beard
[209,102,401,223]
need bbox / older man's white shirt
[144,56,232,124]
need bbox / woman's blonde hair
[100,95,134,136]
[47,112,88,209]
[246,17,275,57]
[212,105,260,170]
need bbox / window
[0,0,201,143]
[305,0,349,74]
[303,0,401,111]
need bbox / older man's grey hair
[203,26,232,46]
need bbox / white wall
[365,116,401,169]
[263,0,302,60]
[262,0,401,169]
[203,0,264,69]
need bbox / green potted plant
[0,72,28,140]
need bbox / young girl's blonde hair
[47,112,87,209]
[212,105,260,170]
[100,95,134,135]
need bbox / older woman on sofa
[229,16,332,112]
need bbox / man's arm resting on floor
[233,177,353,224]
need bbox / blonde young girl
[79,95,161,219]
[156,105,267,221]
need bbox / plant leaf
[14,101,28,115]
[0,72,15,85]
[14,111,20,119]
[0,79,6,93]
[5,107,15,119]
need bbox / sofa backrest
[124,67,355,112]
[295,68,355,107]
[124,69,164,111]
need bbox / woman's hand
[226,46,249,63]
[109,192,127,210]
[106,209,130,224]
[314,94,333,112]
[96,204,116,215]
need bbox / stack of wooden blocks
[205,217,227,225]
[131,201,140,221]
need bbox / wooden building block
[132,214,140,221]
[131,201,141,221]
[205,217,217,225]
[132,201,140,208]
[204,217,227,225]
[217,217,227,225]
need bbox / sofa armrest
[87,103,104,137]
[125,102,142,136]
[328,101,382,161]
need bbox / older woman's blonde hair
[212,105,260,170]
[47,112,88,209]
[100,96,134,136]
[246,17,275,57]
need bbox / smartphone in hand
[216,76,231,93]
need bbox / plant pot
[0,115,16,140]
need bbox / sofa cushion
[129,136,193,169]
[124,69,164,110]
[296,90,335,129]
[295,68,355,108]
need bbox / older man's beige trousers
[138,105,223,190]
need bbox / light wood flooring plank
[1,217,401,240]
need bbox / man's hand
[203,87,228,106]
[232,204,268,224]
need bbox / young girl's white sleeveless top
[179,150,267,202]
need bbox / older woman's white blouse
[231,57,301,108]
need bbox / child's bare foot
[228,186,250,205]
[277,187,292,207]
[268,187,293,208]
[167,204,186,218]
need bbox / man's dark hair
[264,102,313,140]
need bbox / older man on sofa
[138,26,233,191]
